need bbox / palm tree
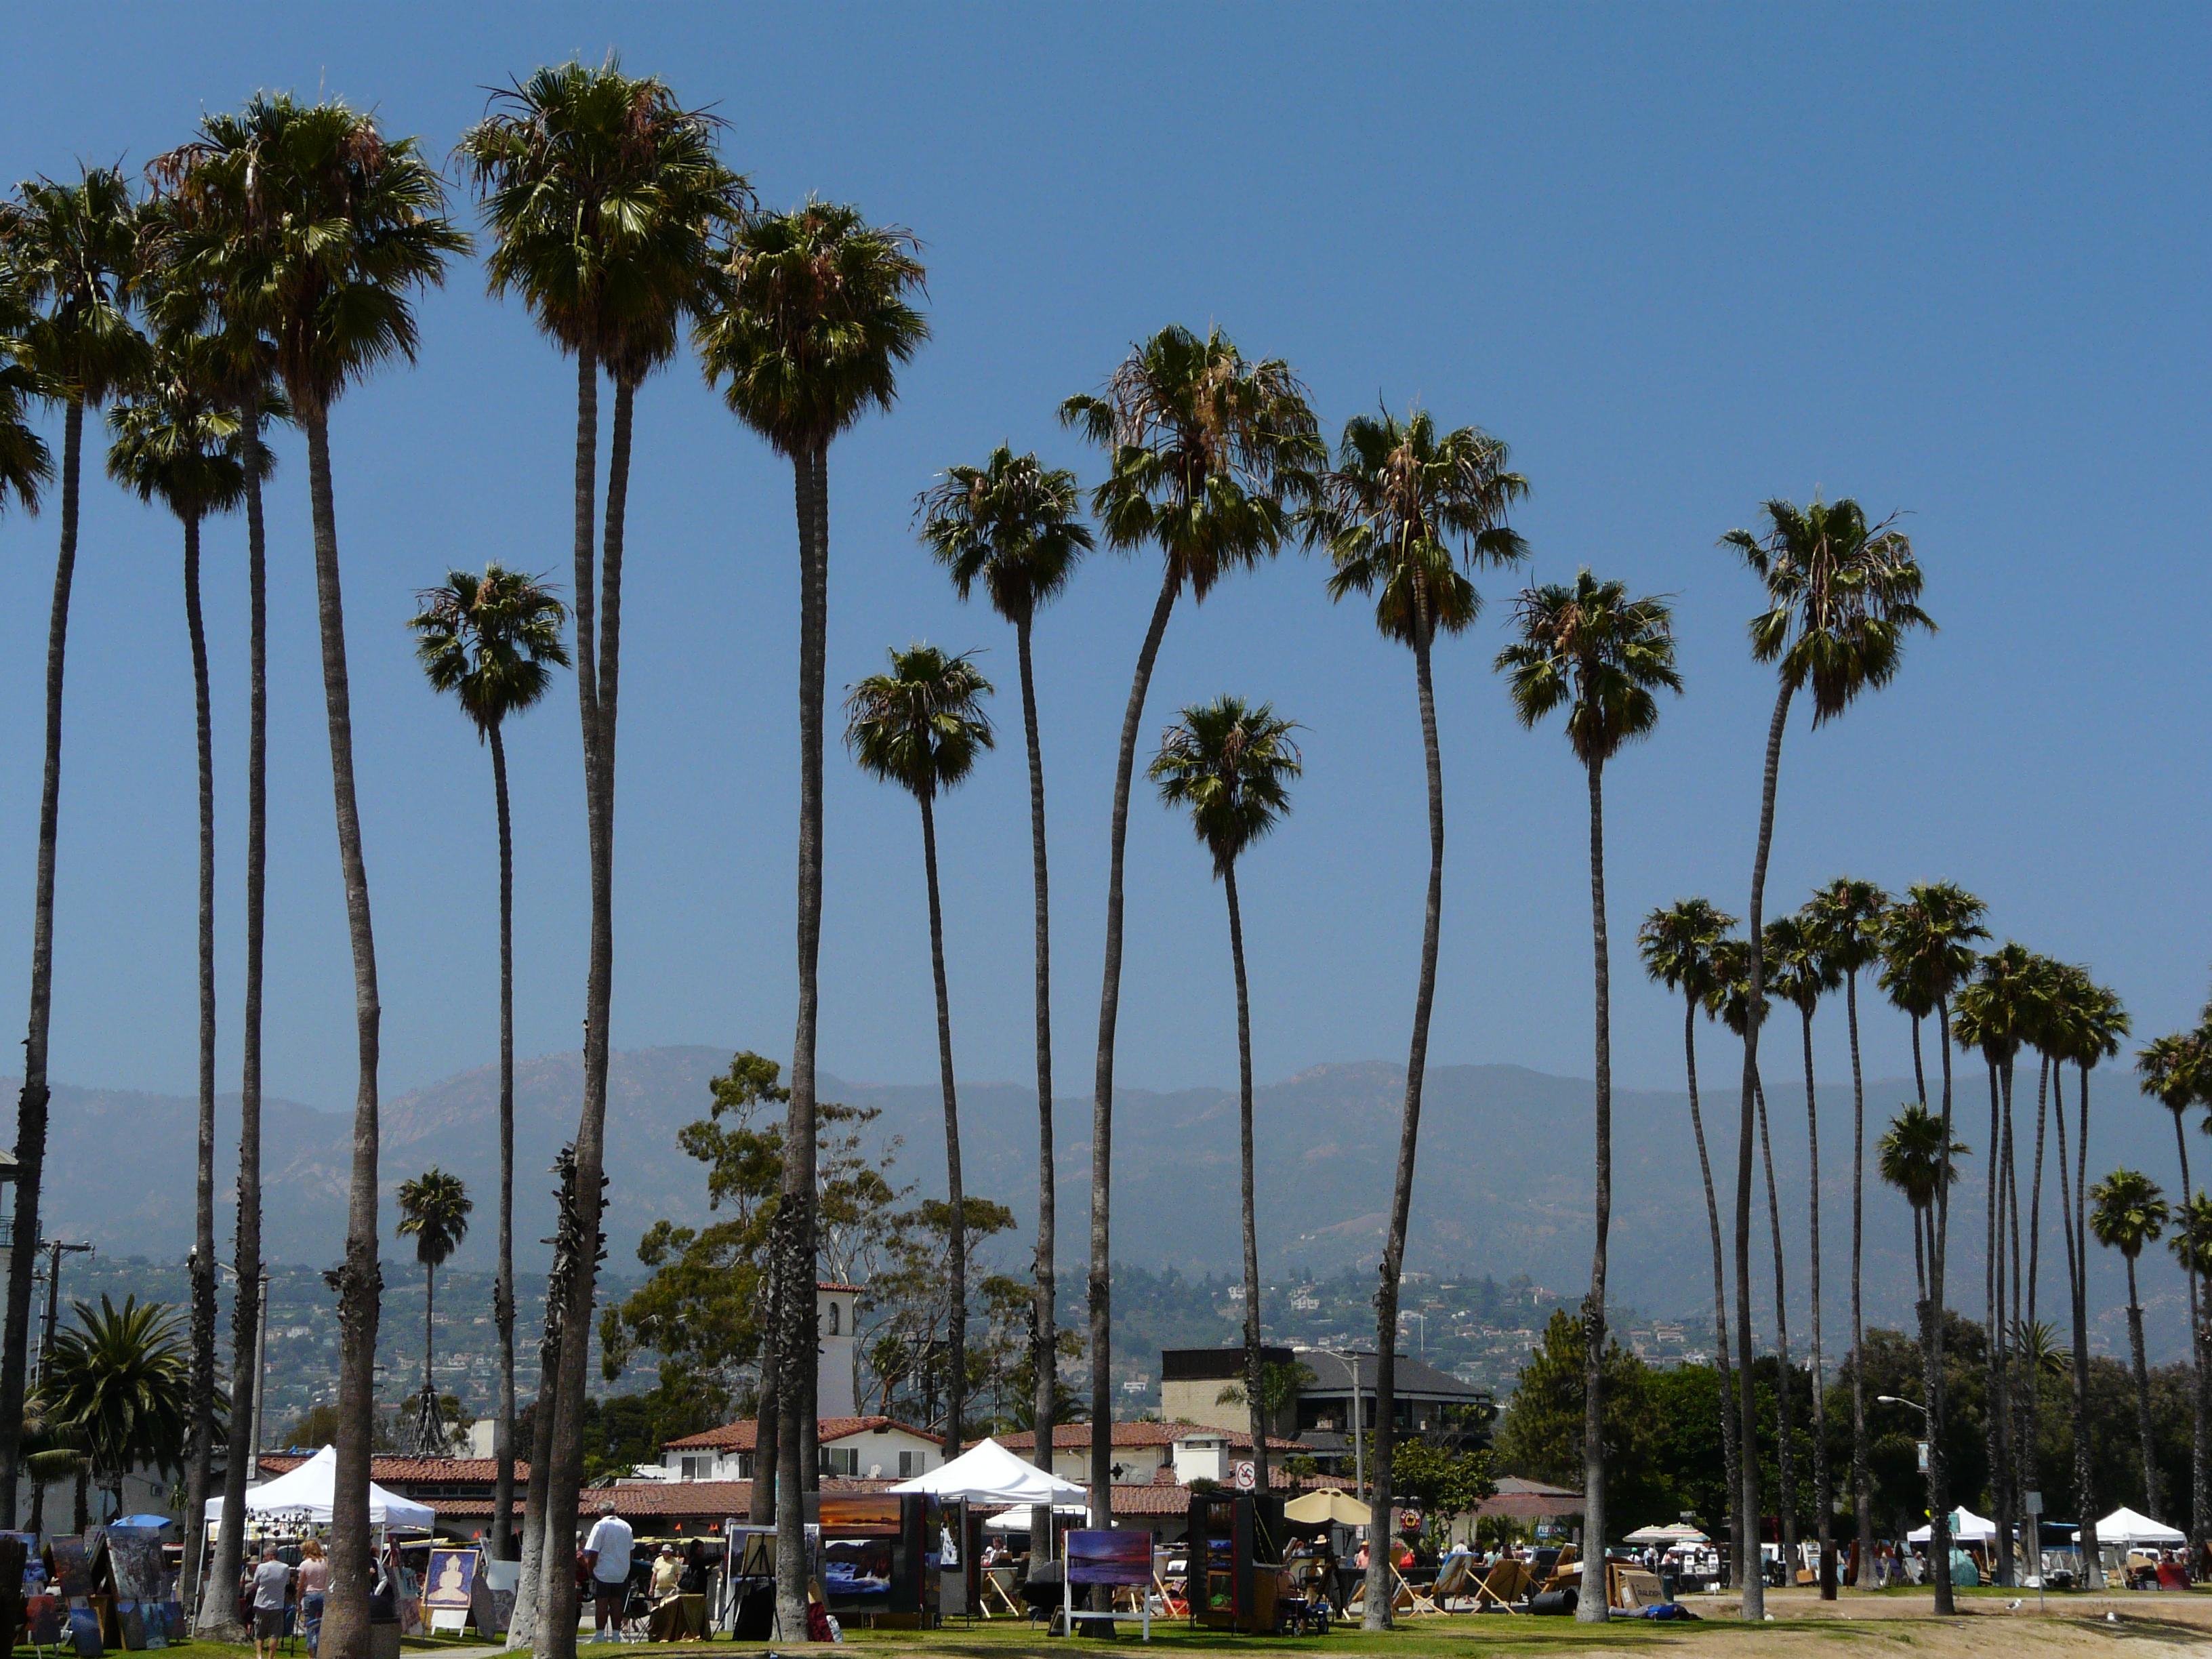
[1876,881,1986,1612]
[38,1296,190,1523]
[1803,876,1888,1583]
[699,202,924,1618]
[1879,1105,1967,1301]
[1717,496,1928,1618]
[1637,897,1743,1582]
[2139,1033,2211,1534]
[1151,695,1303,1499]
[1765,909,1843,1594]
[916,447,1091,1502]
[396,1170,474,1454]
[844,645,994,1457]
[409,565,569,1542]
[1058,325,1320,1533]
[2171,1192,2212,1540]
[461,63,743,1633]
[1307,406,1520,1622]
[1497,569,1678,1620]
[0,165,149,1519]
[152,94,464,1657]
[0,270,52,509]
[102,315,261,1595]
[2089,1169,2169,1517]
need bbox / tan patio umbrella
[1284,1490,1372,1527]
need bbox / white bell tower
[816,1282,859,1418]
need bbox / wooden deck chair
[1152,1571,1188,1620]
[1393,1561,1440,1616]
[981,1569,1023,1619]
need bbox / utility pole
[33,1238,94,1390]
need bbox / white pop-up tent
[1908,1507,1997,1543]
[203,1446,436,1530]
[887,1437,1086,1506]
[2096,1506,2184,1547]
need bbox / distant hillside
[14,1048,2192,1359]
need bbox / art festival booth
[1908,1507,1996,1586]
[890,1437,1089,1620]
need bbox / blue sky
[1,4,2207,1115]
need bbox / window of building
[820,1446,859,1477]
[735,1452,754,1479]
[680,1454,713,1481]
[898,1451,918,1477]
[825,1300,840,1336]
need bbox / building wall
[659,1423,940,1483]
[1158,1378,1250,1436]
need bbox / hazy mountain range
[13,1046,2193,1355]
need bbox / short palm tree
[39,1296,190,1523]
[2089,1169,2169,1517]
[1765,909,1843,1593]
[1059,324,1319,1528]
[2137,1029,2211,1545]
[700,203,924,1612]
[461,62,743,1612]
[0,165,149,1519]
[409,565,568,1532]
[1637,897,1742,1582]
[1718,495,1929,1618]
[1497,569,1678,1621]
[1307,405,1521,1623]
[1151,695,1302,1500]
[1803,876,1888,1581]
[844,645,994,1459]
[396,1170,474,1455]
[917,447,1091,1490]
[152,93,464,1654]
[1876,879,1986,1610]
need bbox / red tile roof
[258,1455,529,1483]
[662,1415,937,1453]
[994,1420,1299,1452]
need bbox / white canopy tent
[887,1437,1086,1507]
[203,1446,436,1530]
[2096,1506,2184,1547]
[983,1504,1087,1532]
[1908,1507,1996,1544]
[1622,1523,1708,1547]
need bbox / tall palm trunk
[1576,758,1612,1624]
[2125,1256,2158,1515]
[1,397,83,1522]
[302,405,386,1659]
[2173,1118,2207,1548]
[1222,862,1268,1499]
[205,416,268,1632]
[1681,998,1741,1584]
[1017,614,1057,1545]
[1730,680,1790,1622]
[1364,620,1445,1631]
[490,723,518,1556]
[1088,566,1181,1524]
[1798,1007,1835,1596]
[541,368,634,1659]
[1985,1061,2015,1586]
[1924,996,1959,1616]
[1755,1075,1796,1573]
[752,1256,781,1523]
[419,1256,438,1449]
[182,506,218,1604]
[1845,969,1875,1585]
[774,439,831,1638]
[2056,1069,2100,1584]
[918,790,968,1458]
[508,1231,568,1649]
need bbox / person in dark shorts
[250,1547,293,1659]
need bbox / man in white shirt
[583,1502,635,1640]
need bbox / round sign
[1399,1509,1422,1531]
[1233,1460,1256,1492]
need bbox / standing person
[295,1539,328,1657]
[249,1547,291,1659]
[583,1502,634,1640]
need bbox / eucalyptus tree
[1497,569,1678,1621]
[1058,324,1319,1529]
[917,447,1091,1494]
[410,564,569,1545]
[1637,897,1742,1581]
[2137,1029,2211,1545]
[844,645,994,1458]
[0,165,148,1518]
[1876,881,1985,1614]
[462,62,743,1633]
[1764,909,1842,1595]
[1803,876,1888,1582]
[2090,1170,2169,1516]
[102,317,259,1591]
[1151,696,1302,1499]
[395,1169,474,1454]
[152,93,464,1658]
[1717,496,1927,1617]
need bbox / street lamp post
[216,1263,272,1481]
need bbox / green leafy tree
[410,562,569,1544]
[917,446,1091,1490]
[1717,495,1929,1619]
[845,645,994,1456]
[0,164,149,1520]
[1059,324,1319,1525]
[40,1296,190,1522]
[1496,569,1678,1620]
[1152,695,1303,1498]
[1496,1311,1655,1523]
[2089,1169,2169,1519]
[1389,1439,1496,1552]
[396,1169,474,1454]
[1307,405,1522,1625]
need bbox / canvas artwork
[475,1556,518,1637]
[66,1601,102,1658]
[115,1599,145,1652]
[49,1540,90,1601]
[105,1532,164,1605]
[423,1549,477,1610]
[27,1593,62,1646]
